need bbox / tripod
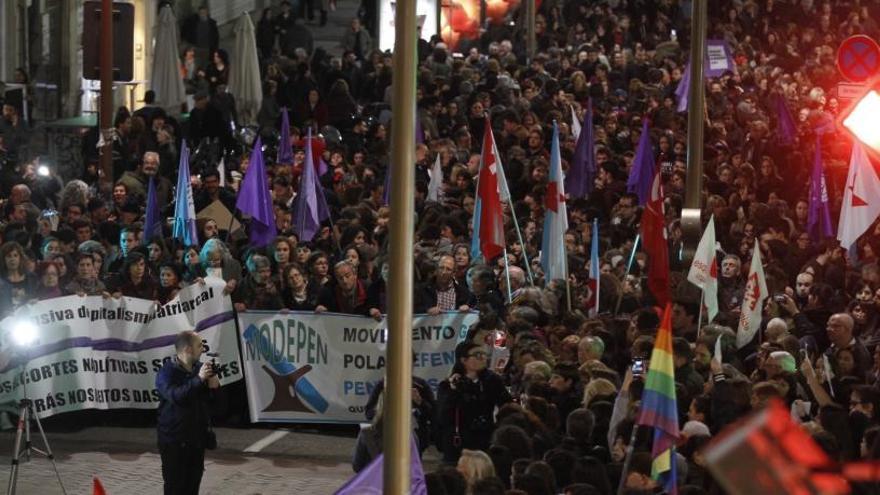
[6,398,66,495]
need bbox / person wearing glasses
[435,342,512,464]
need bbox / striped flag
[637,303,680,495]
[541,122,568,282]
[587,219,600,316]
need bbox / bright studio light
[37,165,50,177]
[844,90,880,152]
[11,320,38,347]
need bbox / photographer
[156,330,220,495]
[436,342,511,464]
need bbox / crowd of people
[3,0,880,493]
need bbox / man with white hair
[718,254,744,311]
[825,313,872,376]
[764,318,789,344]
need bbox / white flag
[427,154,443,202]
[838,143,880,250]
[736,239,768,349]
[687,215,719,322]
[218,157,226,187]
[570,105,581,141]
[822,353,836,397]
[714,336,723,363]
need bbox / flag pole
[615,423,642,495]
[614,234,640,316]
[697,291,704,332]
[503,249,514,303]
[384,0,416,490]
[509,206,535,286]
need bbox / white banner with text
[238,311,478,423]
[0,277,242,418]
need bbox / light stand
[5,321,66,495]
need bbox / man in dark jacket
[181,5,219,67]
[156,330,219,495]
[415,254,471,314]
[315,260,380,317]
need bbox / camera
[206,352,220,377]
[631,358,645,376]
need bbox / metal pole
[681,0,707,267]
[384,0,416,491]
[525,0,536,62]
[99,0,114,193]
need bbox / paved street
[0,418,440,494]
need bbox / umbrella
[229,13,263,126]
[151,5,186,113]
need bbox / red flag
[93,477,107,495]
[642,171,670,307]
[478,119,505,260]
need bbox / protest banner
[706,39,736,77]
[0,277,241,418]
[238,311,479,423]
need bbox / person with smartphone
[156,331,220,495]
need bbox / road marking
[243,430,289,453]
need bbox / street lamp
[842,89,880,152]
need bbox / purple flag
[415,117,425,144]
[382,165,391,206]
[292,129,331,241]
[334,436,427,495]
[566,99,596,199]
[627,120,656,206]
[143,176,162,241]
[775,94,797,146]
[807,135,834,242]
[278,108,293,165]
[675,62,691,113]
[236,137,277,247]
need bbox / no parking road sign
[838,35,880,82]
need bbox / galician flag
[172,141,199,246]
[838,143,880,250]
[687,215,719,322]
[541,121,569,282]
[736,239,768,349]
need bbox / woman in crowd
[280,263,316,311]
[308,251,332,288]
[199,238,241,295]
[436,341,512,464]
[0,242,38,314]
[157,262,184,305]
[233,254,284,311]
[66,252,106,296]
[111,252,157,299]
[34,260,65,300]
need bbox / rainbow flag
[637,303,680,494]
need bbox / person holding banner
[436,342,512,464]
[414,254,471,315]
[315,260,381,318]
[156,330,220,495]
